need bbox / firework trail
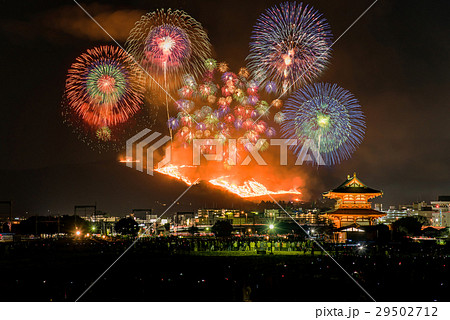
[247,2,333,94]
[64,46,145,128]
[126,9,211,141]
[280,83,365,165]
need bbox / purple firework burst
[247,2,333,94]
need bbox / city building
[376,209,411,225]
[130,209,157,227]
[423,196,450,227]
[196,208,241,226]
[191,207,328,235]
[388,197,450,228]
[173,211,195,226]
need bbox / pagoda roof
[325,208,385,216]
[326,173,382,194]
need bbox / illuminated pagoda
[323,173,385,229]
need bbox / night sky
[1,0,449,216]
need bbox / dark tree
[422,227,440,238]
[18,216,56,235]
[315,221,336,237]
[115,217,139,236]
[211,220,233,237]
[60,215,90,234]
[188,225,199,235]
[393,216,429,236]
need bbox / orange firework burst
[64,46,145,127]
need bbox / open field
[0,239,449,302]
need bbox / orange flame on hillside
[154,164,198,186]
[209,176,301,199]
[119,158,140,163]
[153,164,301,200]
[120,138,304,201]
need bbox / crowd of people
[1,235,449,259]
[139,237,319,254]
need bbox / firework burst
[168,60,283,165]
[64,46,145,127]
[247,2,333,94]
[126,9,212,90]
[96,126,112,141]
[280,83,365,165]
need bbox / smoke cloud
[43,4,144,41]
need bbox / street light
[268,224,275,254]
[75,230,81,236]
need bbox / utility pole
[0,201,12,232]
[9,201,12,232]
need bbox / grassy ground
[1,241,448,301]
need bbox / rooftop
[326,173,382,194]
